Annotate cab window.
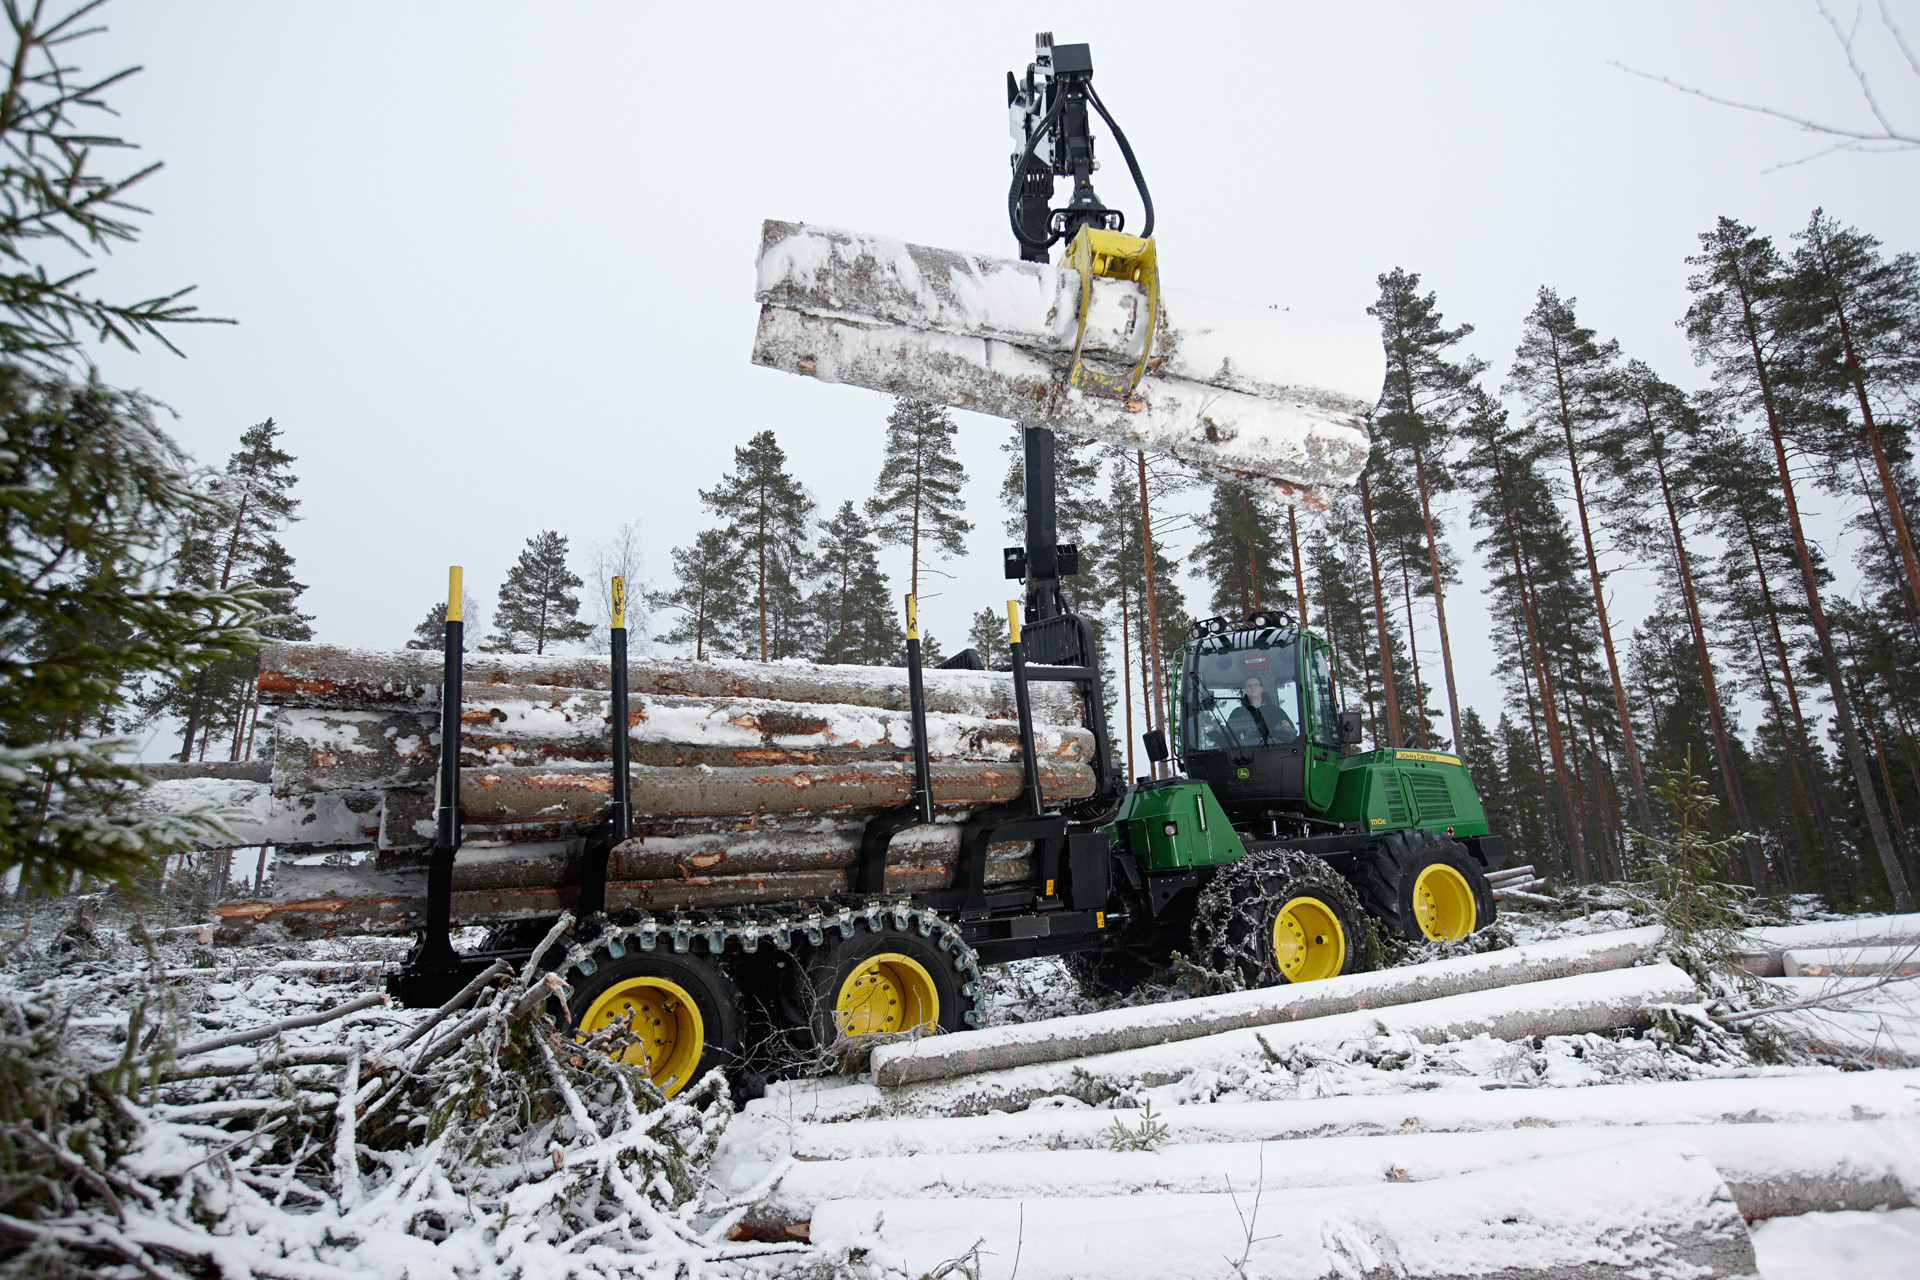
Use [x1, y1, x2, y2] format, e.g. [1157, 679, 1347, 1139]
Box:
[1183, 630, 1302, 752]
[1309, 642, 1340, 747]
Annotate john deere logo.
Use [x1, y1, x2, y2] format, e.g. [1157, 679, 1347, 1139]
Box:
[1236, 767, 1250, 779]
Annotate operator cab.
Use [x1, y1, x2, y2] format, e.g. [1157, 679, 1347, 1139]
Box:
[1176, 612, 1348, 822]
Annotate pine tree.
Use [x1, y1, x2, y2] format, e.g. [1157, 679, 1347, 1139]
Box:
[811, 501, 896, 665]
[700, 430, 813, 661]
[1369, 268, 1481, 749]
[485, 531, 590, 655]
[1685, 215, 1913, 911]
[1194, 478, 1289, 618]
[1607, 361, 1762, 880]
[648, 529, 746, 661]
[867, 399, 972, 601]
[138, 419, 305, 761]
[1506, 288, 1657, 837]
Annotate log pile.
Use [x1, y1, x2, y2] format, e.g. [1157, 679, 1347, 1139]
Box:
[179, 642, 1097, 935]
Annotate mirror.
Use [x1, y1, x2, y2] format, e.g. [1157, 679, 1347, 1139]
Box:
[1337, 710, 1363, 746]
[1142, 729, 1169, 763]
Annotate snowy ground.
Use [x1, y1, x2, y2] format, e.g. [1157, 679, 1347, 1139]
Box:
[2, 891, 1916, 1279]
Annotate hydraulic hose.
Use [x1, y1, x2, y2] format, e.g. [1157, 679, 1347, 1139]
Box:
[1085, 81, 1154, 238]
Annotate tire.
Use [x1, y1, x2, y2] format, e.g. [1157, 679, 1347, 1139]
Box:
[1355, 829, 1498, 942]
[562, 943, 739, 1099]
[798, 917, 978, 1048]
[1062, 948, 1168, 998]
[1190, 851, 1368, 987]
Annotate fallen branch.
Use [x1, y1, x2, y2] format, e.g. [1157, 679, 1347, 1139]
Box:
[1711, 969, 1920, 1024]
[380, 958, 510, 1057]
[523, 911, 576, 985]
[168, 992, 388, 1060]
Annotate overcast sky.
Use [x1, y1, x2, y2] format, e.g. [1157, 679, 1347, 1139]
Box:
[74, 1, 1919, 753]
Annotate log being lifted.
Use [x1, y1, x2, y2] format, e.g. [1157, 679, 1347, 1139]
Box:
[753, 221, 1386, 501]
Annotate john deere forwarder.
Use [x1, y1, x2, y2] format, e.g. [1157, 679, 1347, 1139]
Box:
[384, 33, 1507, 1098]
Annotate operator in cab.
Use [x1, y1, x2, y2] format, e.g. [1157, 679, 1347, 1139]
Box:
[1228, 674, 1298, 747]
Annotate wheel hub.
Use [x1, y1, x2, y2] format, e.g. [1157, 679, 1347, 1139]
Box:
[834, 952, 939, 1036]
[1412, 863, 1476, 940]
[1271, 895, 1345, 983]
[579, 976, 705, 1097]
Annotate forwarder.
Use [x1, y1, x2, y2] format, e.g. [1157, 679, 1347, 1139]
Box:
[377, 33, 1506, 1098]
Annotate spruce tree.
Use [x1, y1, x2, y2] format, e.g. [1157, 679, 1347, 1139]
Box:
[1685, 216, 1913, 911]
[485, 531, 589, 655]
[1, 4, 265, 890]
[867, 398, 972, 601]
[1506, 287, 1656, 837]
[700, 430, 813, 661]
[1369, 268, 1481, 749]
[1194, 478, 1288, 618]
[408, 589, 482, 651]
[811, 501, 896, 665]
[648, 529, 746, 661]
[967, 607, 1009, 669]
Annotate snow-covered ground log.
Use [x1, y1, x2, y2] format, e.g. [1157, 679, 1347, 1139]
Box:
[766, 963, 1699, 1120]
[740, 1117, 1919, 1229]
[871, 926, 1663, 1086]
[1782, 945, 1920, 977]
[748, 1068, 1920, 1159]
[1734, 915, 1920, 976]
[752, 221, 1383, 498]
[805, 1137, 1758, 1280]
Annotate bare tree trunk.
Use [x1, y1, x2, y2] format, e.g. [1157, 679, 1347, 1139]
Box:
[1503, 517, 1589, 881]
[1398, 560, 1427, 748]
[1411, 441, 1463, 750]
[1548, 348, 1655, 834]
[1288, 505, 1308, 626]
[1747, 623, 1809, 891]
[1732, 271, 1912, 910]
[1137, 452, 1167, 775]
[1357, 470, 1404, 749]
[1120, 575, 1136, 781]
[1652, 443, 1764, 883]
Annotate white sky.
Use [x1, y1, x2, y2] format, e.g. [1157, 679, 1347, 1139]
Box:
[74, 1, 1919, 752]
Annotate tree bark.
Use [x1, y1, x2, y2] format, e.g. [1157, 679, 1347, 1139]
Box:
[1136, 451, 1168, 774]
[1357, 469, 1404, 748]
[1651, 439, 1764, 884]
[1411, 441, 1464, 750]
[1500, 506, 1589, 880]
[1732, 269, 1913, 910]
[1547, 340, 1655, 834]
[1398, 559, 1427, 748]
[1288, 505, 1308, 626]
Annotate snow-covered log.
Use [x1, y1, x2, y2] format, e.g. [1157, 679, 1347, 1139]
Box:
[752, 221, 1383, 499]
[740, 1118, 1919, 1229]
[805, 1138, 1757, 1280]
[257, 642, 1082, 721]
[1782, 945, 1920, 977]
[755, 1068, 1920, 1160]
[871, 926, 1663, 1086]
[775, 963, 1699, 1120]
[1735, 915, 1920, 976]
[130, 777, 381, 850]
[271, 698, 1091, 793]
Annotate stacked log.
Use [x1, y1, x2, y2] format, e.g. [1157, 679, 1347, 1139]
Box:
[202, 643, 1097, 933]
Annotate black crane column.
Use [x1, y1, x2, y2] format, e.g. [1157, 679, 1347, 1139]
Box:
[1021, 424, 1064, 623]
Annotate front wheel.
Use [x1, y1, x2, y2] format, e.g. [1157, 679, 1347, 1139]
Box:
[1190, 851, 1368, 987]
[1358, 831, 1497, 942]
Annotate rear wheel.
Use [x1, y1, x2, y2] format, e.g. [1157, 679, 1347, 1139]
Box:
[564, 946, 738, 1098]
[1190, 851, 1367, 987]
[1357, 831, 1497, 942]
[800, 918, 978, 1048]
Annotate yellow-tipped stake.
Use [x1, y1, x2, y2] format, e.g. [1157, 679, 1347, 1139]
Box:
[1005, 599, 1022, 645]
[446, 566, 463, 621]
[611, 575, 626, 631]
[904, 594, 932, 822]
[1006, 600, 1043, 816]
[422, 565, 467, 968]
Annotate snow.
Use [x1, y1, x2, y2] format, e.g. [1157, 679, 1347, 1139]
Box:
[1781, 945, 1920, 977]
[1751, 1207, 1920, 1280]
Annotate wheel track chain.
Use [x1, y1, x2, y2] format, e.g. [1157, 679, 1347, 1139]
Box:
[548, 898, 986, 1028]
[1189, 848, 1363, 988]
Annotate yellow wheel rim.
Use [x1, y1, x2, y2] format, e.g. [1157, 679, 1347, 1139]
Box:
[1272, 896, 1346, 983]
[833, 952, 939, 1037]
[1412, 863, 1477, 940]
[579, 976, 705, 1097]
